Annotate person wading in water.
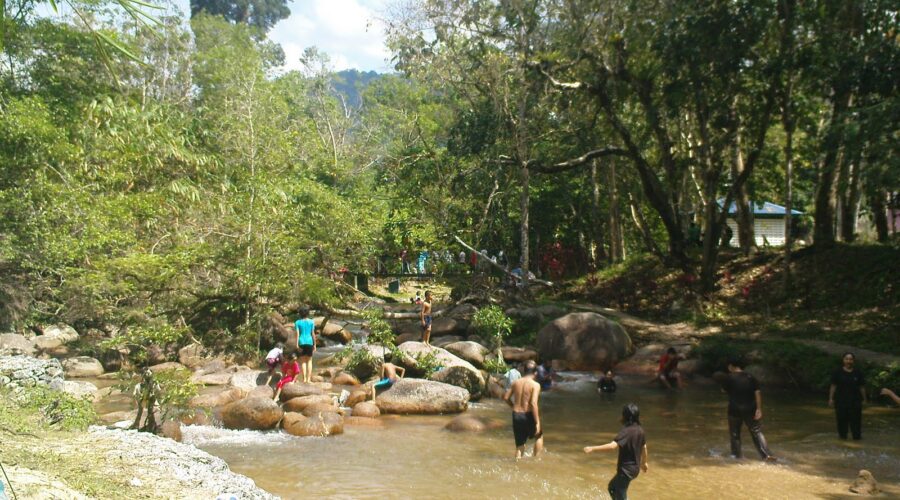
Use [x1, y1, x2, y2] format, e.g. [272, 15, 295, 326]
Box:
[503, 360, 544, 459]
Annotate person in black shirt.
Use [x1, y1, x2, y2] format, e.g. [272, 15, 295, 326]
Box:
[713, 356, 776, 461]
[828, 352, 867, 440]
[598, 370, 617, 394]
[584, 403, 648, 500]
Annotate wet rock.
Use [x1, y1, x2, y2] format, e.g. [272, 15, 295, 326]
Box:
[301, 402, 341, 417]
[279, 382, 324, 401]
[283, 394, 333, 413]
[221, 396, 284, 430]
[0, 333, 36, 356]
[396, 332, 420, 344]
[60, 356, 103, 378]
[536, 312, 633, 371]
[321, 322, 352, 344]
[375, 378, 469, 415]
[344, 388, 370, 407]
[146, 344, 167, 365]
[247, 385, 274, 399]
[444, 414, 502, 432]
[485, 374, 506, 399]
[281, 412, 307, 435]
[332, 371, 360, 386]
[352, 401, 380, 418]
[849, 470, 879, 495]
[444, 341, 490, 368]
[161, 420, 183, 442]
[284, 411, 343, 437]
[501, 346, 538, 363]
[178, 344, 207, 369]
[100, 410, 137, 425]
[190, 387, 245, 409]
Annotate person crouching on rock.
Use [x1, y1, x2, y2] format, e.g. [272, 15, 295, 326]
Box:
[656, 347, 684, 389]
[584, 403, 648, 500]
[273, 352, 300, 401]
[264, 343, 284, 386]
[371, 362, 406, 400]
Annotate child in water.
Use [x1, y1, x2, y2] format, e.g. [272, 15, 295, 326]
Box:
[273, 352, 300, 401]
[584, 403, 648, 500]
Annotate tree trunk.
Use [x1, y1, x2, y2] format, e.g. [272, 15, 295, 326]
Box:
[840, 152, 863, 242]
[871, 190, 889, 242]
[519, 161, 530, 282]
[783, 117, 795, 290]
[813, 87, 852, 248]
[589, 161, 608, 266]
[606, 159, 624, 262]
[732, 133, 755, 254]
[628, 194, 665, 260]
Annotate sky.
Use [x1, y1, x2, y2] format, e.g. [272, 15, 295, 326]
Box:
[172, 0, 393, 73]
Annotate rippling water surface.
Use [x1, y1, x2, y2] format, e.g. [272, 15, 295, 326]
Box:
[175, 373, 900, 499]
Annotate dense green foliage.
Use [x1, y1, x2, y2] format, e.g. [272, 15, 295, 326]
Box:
[472, 305, 514, 357]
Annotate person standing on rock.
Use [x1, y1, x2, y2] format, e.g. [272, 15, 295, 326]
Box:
[829, 352, 867, 440]
[273, 352, 300, 401]
[294, 307, 317, 383]
[420, 290, 433, 346]
[713, 356, 777, 461]
[584, 403, 648, 500]
[503, 360, 543, 459]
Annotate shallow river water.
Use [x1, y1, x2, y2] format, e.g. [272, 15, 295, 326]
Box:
[177, 373, 899, 500]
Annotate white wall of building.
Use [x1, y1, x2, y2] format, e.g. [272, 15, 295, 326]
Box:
[725, 218, 786, 247]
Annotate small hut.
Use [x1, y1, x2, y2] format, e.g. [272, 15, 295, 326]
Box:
[723, 201, 803, 247]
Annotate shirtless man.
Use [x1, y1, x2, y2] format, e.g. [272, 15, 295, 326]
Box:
[420, 290, 433, 346]
[502, 360, 544, 459]
[371, 362, 406, 399]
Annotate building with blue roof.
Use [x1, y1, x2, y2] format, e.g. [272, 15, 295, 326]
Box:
[720, 200, 804, 247]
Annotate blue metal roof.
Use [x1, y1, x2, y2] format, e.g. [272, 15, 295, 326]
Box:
[719, 200, 803, 216]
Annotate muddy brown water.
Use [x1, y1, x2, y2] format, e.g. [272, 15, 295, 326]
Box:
[158, 373, 900, 499]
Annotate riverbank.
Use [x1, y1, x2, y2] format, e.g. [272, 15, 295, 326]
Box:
[0, 381, 275, 499]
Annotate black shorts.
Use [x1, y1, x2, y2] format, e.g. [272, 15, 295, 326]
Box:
[298, 344, 314, 357]
[512, 411, 540, 447]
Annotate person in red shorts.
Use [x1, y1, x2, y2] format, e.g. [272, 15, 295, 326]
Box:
[273, 352, 300, 401]
[656, 347, 684, 389]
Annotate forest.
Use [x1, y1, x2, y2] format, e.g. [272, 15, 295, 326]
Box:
[1, 0, 897, 352]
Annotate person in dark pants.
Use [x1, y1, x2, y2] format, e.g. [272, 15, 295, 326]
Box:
[829, 352, 867, 439]
[714, 356, 777, 461]
[583, 403, 649, 500]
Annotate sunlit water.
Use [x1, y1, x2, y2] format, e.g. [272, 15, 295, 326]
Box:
[171, 373, 900, 499]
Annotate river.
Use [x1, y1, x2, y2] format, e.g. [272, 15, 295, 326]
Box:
[174, 373, 900, 499]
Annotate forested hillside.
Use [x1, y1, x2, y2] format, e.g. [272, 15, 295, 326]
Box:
[1, 0, 897, 354]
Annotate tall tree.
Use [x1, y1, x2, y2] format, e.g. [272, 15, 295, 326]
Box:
[190, 0, 289, 33]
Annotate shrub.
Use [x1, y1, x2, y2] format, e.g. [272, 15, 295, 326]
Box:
[483, 357, 509, 375]
[472, 305, 514, 360]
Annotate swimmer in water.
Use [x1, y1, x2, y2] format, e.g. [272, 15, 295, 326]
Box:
[503, 360, 543, 459]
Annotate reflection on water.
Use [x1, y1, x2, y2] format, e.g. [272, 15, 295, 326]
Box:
[182, 373, 900, 499]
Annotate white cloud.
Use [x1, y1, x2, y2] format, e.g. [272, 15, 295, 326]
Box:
[270, 0, 392, 72]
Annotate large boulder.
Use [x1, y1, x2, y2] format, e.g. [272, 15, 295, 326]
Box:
[535, 312, 633, 370]
[501, 346, 538, 363]
[430, 317, 469, 337]
[279, 382, 324, 401]
[283, 394, 334, 413]
[344, 388, 370, 407]
[284, 411, 343, 437]
[0, 334, 36, 356]
[352, 401, 380, 418]
[228, 370, 267, 392]
[247, 385, 275, 399]
[444, 341, 490, 368]
[332, 371, 360, 386]
[148, 362, 186, 373]
[192, 372, 232, 386]
[745, 364, 789, 386]
[160, 420, 182, 442]
[178, 344, 207, 369]
[49, 380, 98, 400]
[221, 397, 284, 430]
[320, 322, 352, 345]
[189, 387, 245, 409]
[301, 402, 341, 417]
[32, 325, 79, 352]
[62, 357, 104, 378]
[375, 378, 469, 415]
[396, 342, 485, 398]
[432, 336, 464, 348]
